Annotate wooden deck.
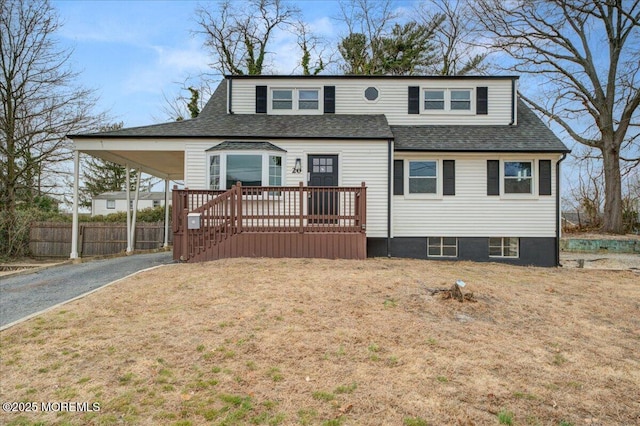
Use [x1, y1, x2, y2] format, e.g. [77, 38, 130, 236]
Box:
[172, 183, 367, 262]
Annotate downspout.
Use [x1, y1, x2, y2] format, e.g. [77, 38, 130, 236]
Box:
[387, 138, 393, 257]
[509, 79, 516, 125]
[556, 153, 568, 266]
[227, 77, 233, 114]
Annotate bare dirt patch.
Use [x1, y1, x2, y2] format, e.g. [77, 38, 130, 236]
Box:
[1, 258, 639, 425]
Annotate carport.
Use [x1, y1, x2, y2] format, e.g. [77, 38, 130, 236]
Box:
[68, 135, 185, 259]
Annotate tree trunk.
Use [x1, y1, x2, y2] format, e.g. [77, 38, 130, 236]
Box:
[601, 145, 623, 233]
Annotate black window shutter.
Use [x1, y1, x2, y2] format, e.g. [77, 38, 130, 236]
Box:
[487, 160, 500, 195]
[476, 86, 488, 115]
[539, 160, 552, 195]
[408, 86, 420, 114]
[393, 160, 404, 195]
[324, 86, 335, 114]
[443, 160, 455, 196]
[255, 85, 267, 113]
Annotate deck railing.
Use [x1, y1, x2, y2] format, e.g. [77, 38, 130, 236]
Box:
[172, 182, 367, 261]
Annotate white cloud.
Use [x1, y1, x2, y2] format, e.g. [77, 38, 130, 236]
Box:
[123, 39, 210, 94]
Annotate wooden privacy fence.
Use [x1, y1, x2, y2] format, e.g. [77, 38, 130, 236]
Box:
[173, 182, 367, 262]
[29, 222, 172, 258]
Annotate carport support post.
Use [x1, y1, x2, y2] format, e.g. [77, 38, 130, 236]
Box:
[70, 150, 80, 259]
[126, 166, 132, 253]
[130, 169, 141, 254]
[163, 178, 170, 249]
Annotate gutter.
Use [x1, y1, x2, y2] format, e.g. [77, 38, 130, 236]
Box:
[387, 139, 393, 257]
[556, 152, 568, 266]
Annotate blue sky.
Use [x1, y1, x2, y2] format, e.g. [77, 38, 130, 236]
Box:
[53, 0, 415, 127]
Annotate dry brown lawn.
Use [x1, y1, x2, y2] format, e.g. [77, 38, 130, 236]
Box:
[1, 258, 639, 426]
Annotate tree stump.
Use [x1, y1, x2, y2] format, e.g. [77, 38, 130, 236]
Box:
[450, 282, 464, 302]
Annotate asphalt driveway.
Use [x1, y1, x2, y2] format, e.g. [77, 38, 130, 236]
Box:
[0, 251, 174, 329]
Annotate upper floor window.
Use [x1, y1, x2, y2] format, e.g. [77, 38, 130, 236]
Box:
[271, 88, 319, 112]
[298, 90, 319, 109]
[272, 90, 293, 110]
[424, 88, 472, 112]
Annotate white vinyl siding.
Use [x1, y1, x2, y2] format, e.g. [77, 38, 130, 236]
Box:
[393, 153, 560, 238]
[184, 139, 388, 238]
[229, 77, 516, 125]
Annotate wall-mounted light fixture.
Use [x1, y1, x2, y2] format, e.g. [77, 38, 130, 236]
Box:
[292, 158, 302, 174]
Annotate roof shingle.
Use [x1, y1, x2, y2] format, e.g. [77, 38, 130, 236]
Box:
[72, 79, 568, 153]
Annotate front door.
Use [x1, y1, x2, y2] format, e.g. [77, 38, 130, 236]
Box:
[308, 155, 339, 222]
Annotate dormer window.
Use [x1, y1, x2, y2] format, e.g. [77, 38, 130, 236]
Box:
[299, 90, 319, 109]
[272, 90, 293, 110]
[269, 88, 320, 113]
[423, 88, 473, 112]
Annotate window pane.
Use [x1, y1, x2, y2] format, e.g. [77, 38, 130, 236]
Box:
[409, 177, 436, 194]
[425, 90, 444, 100]
[489, 245, 503, 256]
[428, 237, 442, 247]
[489, 238, 501, 248]
[428, 246, 441, 256]
[504, 162, 532, 177]
[299, 89, 319, 109]
[226, 155, 262, 189]
[273, 90, 292, 100]
[505, 238, 519, 257]
[209, 155, 220, 190]
[409, 161, 436, 177]
[450, 90, 471, 110]
[272, 90, 292, 109]
[451, 90, 470, 100]
[425, 90, 445, 110]
[269, 156, 282, 186]
[273, 100, 292, 109]
[504, 178, 532, 194]
[443, 237, 456, 246]
[442, 246, 457, 257]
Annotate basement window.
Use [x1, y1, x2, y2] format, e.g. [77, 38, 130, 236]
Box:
[489, 237, 519, 258]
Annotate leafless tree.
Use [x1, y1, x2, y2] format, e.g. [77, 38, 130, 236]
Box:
[195, 0, 300, 75]
[294, 20, 334, 75]
[155, 78, 214, 123]
[417, 0, 490, 75]
[475, 0, 640, 233]
[1, 0, 102, 256]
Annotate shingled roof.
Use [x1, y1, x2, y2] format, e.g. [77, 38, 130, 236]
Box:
[72, 79, 568, 153]
[392, 100, 569, 153]
[73, 82, 393, 140]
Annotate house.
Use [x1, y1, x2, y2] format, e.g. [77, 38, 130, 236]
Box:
[69, 75, 569, 266]
[91, 191, 171, 216]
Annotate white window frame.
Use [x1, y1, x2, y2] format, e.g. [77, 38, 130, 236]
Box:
[503, 160, 534, 195]
[269, 88, 321, 114]
[106, 199, 115, 209]
[404, 159, 442, 198]
[153, 200, 161, 208]
[422, 88, 474, 114]
[207, 151, 285, 191]
[427, 237, 458, 258]
[489, 237, 519, 258]
[499, 159, 538, 198]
